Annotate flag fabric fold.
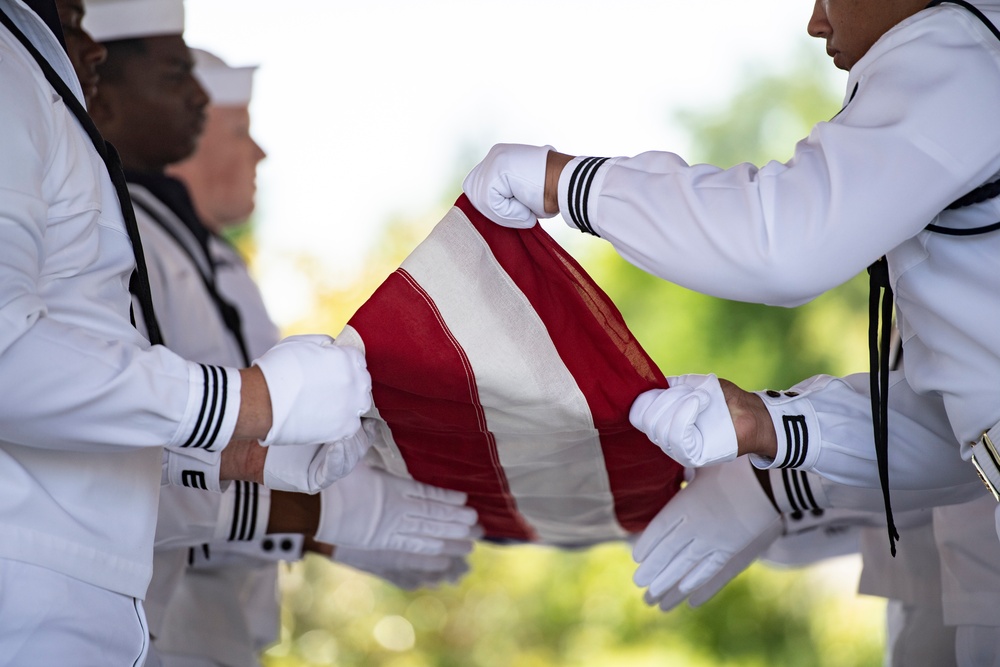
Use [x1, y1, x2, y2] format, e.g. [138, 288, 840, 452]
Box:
[336, 195, 683, 545]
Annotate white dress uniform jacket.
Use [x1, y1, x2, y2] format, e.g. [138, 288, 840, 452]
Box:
[557, 1, 1000, 492]
[0, 0, 240, 600]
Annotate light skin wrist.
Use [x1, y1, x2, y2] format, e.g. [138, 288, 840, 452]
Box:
[235, 366, 273, 442]
[219, 438, 268, 483]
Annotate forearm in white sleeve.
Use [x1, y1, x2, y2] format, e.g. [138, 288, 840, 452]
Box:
[556, 20, 1000, 307]
[0, 316, 240, 454]
[752, 372, 982, 507]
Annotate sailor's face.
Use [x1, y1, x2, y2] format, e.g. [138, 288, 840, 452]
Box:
[55, 0, 106, 105]
[121, 36, 210, 166]
[172, 104, 267, 228]
[807, 0, 927, 70]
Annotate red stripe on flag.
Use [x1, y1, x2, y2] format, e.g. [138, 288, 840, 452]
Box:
[348, 268, 535, 541]
[456, 195, 684, 532]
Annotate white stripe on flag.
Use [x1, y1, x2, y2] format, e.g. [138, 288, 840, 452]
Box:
[398, 207, 627, 544]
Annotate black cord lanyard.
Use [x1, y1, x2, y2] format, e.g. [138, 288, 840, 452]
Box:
[0, 6, 164, 346]
[131, 197, 252, 366]
[868, 0, 1000, 557]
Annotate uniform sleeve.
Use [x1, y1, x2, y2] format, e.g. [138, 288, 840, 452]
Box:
[558, 10, 1000, 306]
[0, 317, 240, 453]
[0, 39, 57, 356]
[752, 371, 984, 509]
[155, 479, 272, 550]
[0, 41, 239, 454]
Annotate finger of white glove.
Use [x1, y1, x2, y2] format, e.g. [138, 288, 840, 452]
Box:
[406, 496, 479, 526]
[397, 514, 481, 545]
[310, 430, 372, 488]
[387, 534, 458, 556]
[388, 557, 470, 590]
[634, 519, 692, 587]
[332, 548, 470, 590]
[677, 553, 728, 595]
[404, 480, 470, 507]
[432, 537, 477, 557]
[632, 511, 684, 564]
[687, 516, 783, 607]
[642, 540, 705, 599]
[441, 558, 471, 583]
[646, 585, 687, 612]
[334, 547, 451, 573]
[316, 464, 480, 552]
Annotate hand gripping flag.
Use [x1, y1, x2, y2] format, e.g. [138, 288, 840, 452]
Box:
[336, 196, 684, 546]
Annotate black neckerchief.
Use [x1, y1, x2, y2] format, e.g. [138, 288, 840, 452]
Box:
[125, 169, 213, 249]
[125, 170, 252, 366]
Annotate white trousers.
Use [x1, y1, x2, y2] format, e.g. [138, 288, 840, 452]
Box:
[956, 626, 1000, 667]
[884, 598, 956, 667]
[0, 558, 149, 666]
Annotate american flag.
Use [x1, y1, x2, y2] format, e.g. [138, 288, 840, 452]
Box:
[337, 196, 683, 546]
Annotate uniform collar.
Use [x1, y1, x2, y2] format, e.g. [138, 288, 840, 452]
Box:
[124, 169, 212, 248]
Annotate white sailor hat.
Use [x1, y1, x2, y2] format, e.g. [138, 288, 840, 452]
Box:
[83, 0, 185, 42]
[190, 49, 258, 106]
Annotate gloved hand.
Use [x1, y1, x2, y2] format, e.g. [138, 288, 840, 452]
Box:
[253, 334, 372, 447]
[629, 374, 739, 467]
[263, 419, 378, 493]
[632, 457, 782, 610]
[333, 545, 472, 590]
[462, 143, 555, 228]
[315, 462, 480, 555]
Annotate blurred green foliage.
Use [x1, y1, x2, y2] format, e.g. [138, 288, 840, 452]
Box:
[266, 44, 885, 667]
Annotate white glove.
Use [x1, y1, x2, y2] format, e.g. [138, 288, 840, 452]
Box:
[263, 420, 377, 493]
[462, 143, 555, 228]
[629, 374, 739, 467]
[253, 334, 372, 447]
[333, 546, 471, 590]
[632, 457, 782, 610]
[315, 462, 480, 555]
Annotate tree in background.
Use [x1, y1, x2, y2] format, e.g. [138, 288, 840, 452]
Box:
[264, 45, 884, 667]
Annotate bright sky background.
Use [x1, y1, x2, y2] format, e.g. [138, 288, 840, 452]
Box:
[183, 0, 835, 325]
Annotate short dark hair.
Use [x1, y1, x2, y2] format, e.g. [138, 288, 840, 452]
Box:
[95, 38, 148, 84]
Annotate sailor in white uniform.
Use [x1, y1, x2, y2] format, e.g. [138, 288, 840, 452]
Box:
[463, 0, 1000, 662]
[79, 8, 479, 663]
[0, 0, 378, 663]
